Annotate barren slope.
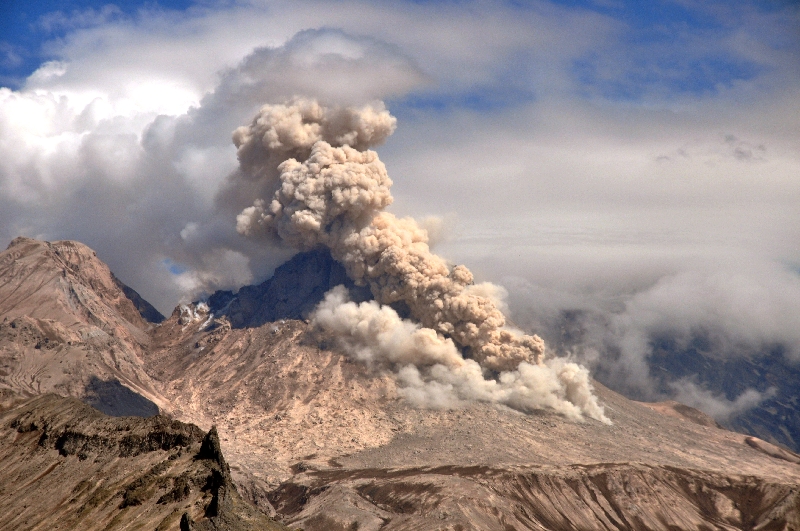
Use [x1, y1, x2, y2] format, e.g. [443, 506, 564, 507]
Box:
[0, 391, 286, 531]
[143, 252, 800, 530]
[4, 239, 799, 530]
[0, 238, 167, 414]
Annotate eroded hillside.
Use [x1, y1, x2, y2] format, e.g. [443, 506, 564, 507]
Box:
[2, 237, 800, 531]
[0, 391, 286, 531]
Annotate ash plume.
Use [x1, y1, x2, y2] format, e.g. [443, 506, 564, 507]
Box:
[314, 286, 608, 421]
[234, 98, 607, 422]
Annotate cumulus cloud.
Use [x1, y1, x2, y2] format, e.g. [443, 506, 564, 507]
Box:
[0, 24, 427, 314]
[211, 28, 428, 109]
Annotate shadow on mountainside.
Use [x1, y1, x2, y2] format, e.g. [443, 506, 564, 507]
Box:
[83, 377, 160, 418]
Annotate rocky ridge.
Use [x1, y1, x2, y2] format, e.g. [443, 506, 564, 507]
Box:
[0, 391, 285, 531]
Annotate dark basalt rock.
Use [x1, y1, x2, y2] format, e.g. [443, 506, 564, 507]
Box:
[1, 393, 285, 530]
[180, 426, 273, 531]
[9, 395, 205, 459]
[197, 425, 228, 469]
[208, 248, 371, 329]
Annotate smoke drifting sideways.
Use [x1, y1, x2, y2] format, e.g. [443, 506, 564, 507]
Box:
[233, 98, 609, 423]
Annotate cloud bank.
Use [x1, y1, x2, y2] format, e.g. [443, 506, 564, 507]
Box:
[0, 0, 798, 423]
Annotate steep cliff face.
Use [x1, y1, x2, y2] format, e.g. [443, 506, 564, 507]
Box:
[0, 392, 286, 531]
[0, 238, 167, 415]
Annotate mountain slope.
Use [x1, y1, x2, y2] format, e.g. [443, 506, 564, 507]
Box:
[0, 237, 167, 415]
[0, 391, 286, 531]
[142, 250, 800, 531]
[148, 307, 800, 530]
[3, 238, 800, 531]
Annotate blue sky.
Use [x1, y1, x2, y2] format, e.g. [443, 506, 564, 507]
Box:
[2, 0, 791, 100]
[0, 0, 799, 415]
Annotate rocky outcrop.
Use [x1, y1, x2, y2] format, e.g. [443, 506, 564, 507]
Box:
[0, 393, 286, 531]
[207, 248, 370, 328]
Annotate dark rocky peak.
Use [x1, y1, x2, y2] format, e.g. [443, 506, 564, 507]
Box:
[197, 425, 229, 471]
[8, 394, 205, 459]
[206, 248, 371, 329]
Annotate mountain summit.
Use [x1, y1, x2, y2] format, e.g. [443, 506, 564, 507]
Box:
[1, 238, 799, 530]
[0, 238, 166, 415]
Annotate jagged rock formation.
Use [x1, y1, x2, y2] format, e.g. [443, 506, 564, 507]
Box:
[0, 392, 286, 531]
[207, 248, 371, 328]
[3, 237, 800, 531]
[0, 237, 167, 414]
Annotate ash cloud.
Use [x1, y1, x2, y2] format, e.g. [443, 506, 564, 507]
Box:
[0, 28, 426, 315]
[233, 98, 543, 372]
[232, 98, 607, 421]
[313, 286, 608, 421]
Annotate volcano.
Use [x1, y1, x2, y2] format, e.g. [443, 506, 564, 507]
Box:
[1, 237, 799, 531]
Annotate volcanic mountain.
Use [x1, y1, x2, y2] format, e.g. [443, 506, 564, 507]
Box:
[1, 237, 800, 531]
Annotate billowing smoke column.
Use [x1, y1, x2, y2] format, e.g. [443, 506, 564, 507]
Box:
[234, 98, 608, 422]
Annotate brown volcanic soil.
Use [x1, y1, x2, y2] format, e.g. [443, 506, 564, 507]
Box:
[147, 303, 800, 530]
[0, 238, 167, 413]
[3, 238, 800, 530]
[0, 391, 286, 531]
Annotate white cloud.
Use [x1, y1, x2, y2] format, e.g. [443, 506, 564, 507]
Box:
[670, 379, 776, 422]
[0, 0, 797, 371]
[0, 15, 432, 313]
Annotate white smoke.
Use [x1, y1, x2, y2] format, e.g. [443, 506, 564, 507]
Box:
[233, 98, 607, 421]
[669, 379, 777, 422]
[312, 286, 609, 422]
